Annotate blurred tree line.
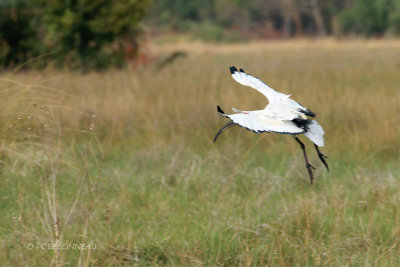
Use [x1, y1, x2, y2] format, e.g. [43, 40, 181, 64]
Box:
[0, 0, 151, 69]
[2, 0, 400, 69]
[147, 0, 400, 41]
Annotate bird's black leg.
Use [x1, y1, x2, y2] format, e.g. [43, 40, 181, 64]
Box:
[294, 137, 315, 184]
[314, 144, 329, 172]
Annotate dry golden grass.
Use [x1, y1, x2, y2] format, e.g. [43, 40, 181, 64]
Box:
[3, 39, 399, 155]
[0, 39, 400, 265]
[152, 37, 400, 54]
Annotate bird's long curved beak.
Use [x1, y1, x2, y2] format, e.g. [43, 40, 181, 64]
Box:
[213, 121, 236, 143]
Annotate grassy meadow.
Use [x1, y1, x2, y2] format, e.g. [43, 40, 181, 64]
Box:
[1, 39, 400, 266]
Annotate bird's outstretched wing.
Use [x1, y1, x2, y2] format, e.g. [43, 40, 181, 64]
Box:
[217, 106, 304, 134]
[229, 66, 316, 117]
[230, 66, 282, 103]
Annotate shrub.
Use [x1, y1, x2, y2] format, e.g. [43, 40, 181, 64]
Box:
[0, 0, 41, 67]
[0, 0, 152, 70]
[337, 0, 390, 36]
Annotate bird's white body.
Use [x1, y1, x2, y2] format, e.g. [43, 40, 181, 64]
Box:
[215, 66, 328, 184]
[220, 67, 325, 147]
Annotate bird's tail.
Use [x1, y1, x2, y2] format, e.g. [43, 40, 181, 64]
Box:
[304, 120, 325, 147]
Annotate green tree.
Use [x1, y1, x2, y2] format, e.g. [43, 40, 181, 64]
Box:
[0, 0, 151, 69]
[147, 0, 215, 30]
[388, 0, 400, 34]
[0, 0, 41, 67]
[338, 0, 391, 36]
[38, 0, 151, 69]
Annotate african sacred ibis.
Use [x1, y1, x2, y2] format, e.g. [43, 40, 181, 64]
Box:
[214, 66, 329, 184]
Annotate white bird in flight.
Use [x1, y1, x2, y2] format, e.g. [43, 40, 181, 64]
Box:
[214, 66, 329, 184]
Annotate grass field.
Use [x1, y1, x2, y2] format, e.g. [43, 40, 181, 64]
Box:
[1, 39, 400, 266]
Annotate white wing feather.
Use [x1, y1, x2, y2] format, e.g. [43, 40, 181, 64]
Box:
[223, 112, 304, 134]
[229, 66, 313, 116]
[230, 66, 281, 102]
[224, 66, 325, 146]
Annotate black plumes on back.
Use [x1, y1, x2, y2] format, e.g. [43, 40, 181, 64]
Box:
[292, 118, 311, 130]
[299, 109, 316, 118]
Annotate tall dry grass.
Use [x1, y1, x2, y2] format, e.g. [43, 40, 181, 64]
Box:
[0, 39, 399, 265]
[3, 39, 399, 157]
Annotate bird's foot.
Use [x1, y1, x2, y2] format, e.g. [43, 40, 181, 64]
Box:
[314, 145, 329, 172]
[319, 153, 328, 159]
[307, 163, 316, 170]
[317, 152, 329, 172]
[306, 163, 315, 184]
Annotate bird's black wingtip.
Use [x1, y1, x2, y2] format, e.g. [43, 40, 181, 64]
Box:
[239, 68, 245, 73]
[217, 105, 225, 115]
[229, 66, 237, 74]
